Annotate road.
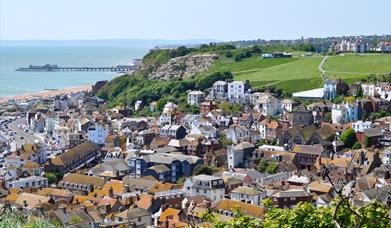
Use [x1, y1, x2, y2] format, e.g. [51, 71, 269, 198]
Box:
[8, 117, 41, 146]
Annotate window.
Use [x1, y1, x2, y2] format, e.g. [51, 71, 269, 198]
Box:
[138, 217, 142, 222]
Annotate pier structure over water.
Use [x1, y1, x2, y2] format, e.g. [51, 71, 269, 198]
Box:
[16, 64, 138, 72]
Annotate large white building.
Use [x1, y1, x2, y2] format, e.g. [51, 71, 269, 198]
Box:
[87, 122, 109, 145]
[184, 175, 225, 202]
[227, 81, 251, 104]
[323, 80, 337, 100]
[254, 95, 281, 116]
[230, 185, 263, 205]
[352, 121, 372, 133]
[187, 91, 205, 106]
[5, 176, 48, 190]
[331, 102, 359, 124]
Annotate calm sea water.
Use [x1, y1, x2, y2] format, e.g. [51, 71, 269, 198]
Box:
[0, 45, 151, 97]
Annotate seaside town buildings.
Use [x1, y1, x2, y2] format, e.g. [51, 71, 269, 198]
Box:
[1, 76, 391, 227]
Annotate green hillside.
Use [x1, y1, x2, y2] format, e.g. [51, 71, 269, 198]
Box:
[97, 44, 391, 107]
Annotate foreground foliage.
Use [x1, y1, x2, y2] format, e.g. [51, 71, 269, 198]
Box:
[201, 200, 390, 228]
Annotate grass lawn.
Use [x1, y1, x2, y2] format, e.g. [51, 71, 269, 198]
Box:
[324, 54, 391, 74]
[201, 53, 390, 94]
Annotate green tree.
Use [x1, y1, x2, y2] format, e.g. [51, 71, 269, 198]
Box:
[340, 128, 357, 148]
[193, 164, 218, 176]
[352, 141, 362, 149]
[257, 159, 268, 173]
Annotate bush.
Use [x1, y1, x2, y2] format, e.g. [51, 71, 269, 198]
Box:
[193, 164, 218, 175]
[352, 142, 362, 149]
[340, 128, 357, 148]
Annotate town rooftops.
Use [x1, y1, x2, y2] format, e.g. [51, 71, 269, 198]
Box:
[59, 173, 105, 188]
[292, 144, 324, 155]
[231, 186, 259, 196]
[49, 141, 97, 167]
[272, 189, 311, 198]
[215, 199, 264, 218]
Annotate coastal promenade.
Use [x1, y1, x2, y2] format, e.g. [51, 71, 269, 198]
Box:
[0, 85, 91, 104]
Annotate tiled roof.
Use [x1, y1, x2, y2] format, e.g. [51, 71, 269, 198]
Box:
[215, 199, 264, 218]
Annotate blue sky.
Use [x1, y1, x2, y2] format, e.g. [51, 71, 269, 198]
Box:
[1, 0, 390, 41]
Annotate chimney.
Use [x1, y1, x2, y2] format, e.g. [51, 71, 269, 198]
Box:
[80, 206, 87, 213]
[58, 205, 66, 214]
[23, 200, 28, 208]
[109, 187, 114, 197]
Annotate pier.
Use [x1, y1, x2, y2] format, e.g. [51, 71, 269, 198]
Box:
[16, 64, 138, 72]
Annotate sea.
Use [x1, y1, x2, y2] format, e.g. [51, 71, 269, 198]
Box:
[0, 43, 152, 97]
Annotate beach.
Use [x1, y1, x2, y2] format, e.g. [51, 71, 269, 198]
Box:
[0, 84, 92, 104]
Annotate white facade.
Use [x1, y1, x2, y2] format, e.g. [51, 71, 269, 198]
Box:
[227, 81, 251, 104]
[6, 176, 48, 190]
[352, 121, 372, 132]
[87, 123, 108, 145]
[187, 91, 205, 106]
[255, 95, 281, 116]
[230, 186, 262, 205]
[382, 149, 391, 165]
[323, 80, 337, 100]
[361, 83, 376, 96]
[184, 175, 225, 202]
[332, 102, 358, 124]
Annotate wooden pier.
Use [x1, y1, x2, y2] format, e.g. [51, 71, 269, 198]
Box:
[16, 64, 137, 72]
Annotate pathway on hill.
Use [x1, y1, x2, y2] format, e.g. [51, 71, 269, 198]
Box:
[319, 55, 329, 81]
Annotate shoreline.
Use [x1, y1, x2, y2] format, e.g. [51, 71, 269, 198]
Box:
[0, 84, 92, 104]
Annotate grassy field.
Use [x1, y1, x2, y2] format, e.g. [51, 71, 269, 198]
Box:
[204, 55, 323, 93]
[203, 53, 391, 93]
[324, 54, 391, 74]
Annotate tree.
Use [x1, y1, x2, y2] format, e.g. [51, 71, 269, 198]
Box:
[193, 165, 217, 176]
[219, 133, 232, 149]
[352, 141, 362, 149]
[257, 159, 268, 173]
[340, 128, 357, 148]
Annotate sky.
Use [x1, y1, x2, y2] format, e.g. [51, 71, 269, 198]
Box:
[1, 0, 390, 41]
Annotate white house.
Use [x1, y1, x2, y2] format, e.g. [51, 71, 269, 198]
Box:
[187, 91, 205, 106]
[281, 99, 297, 113]
[230, 185, 263, 205]
[254, 95, 281, 116]
[183, 175, 225, 202]
[382, 148, 391, 165]
[331, 102, 358, 124]
[323, 80, 337, 100]
[227, 81, 251, 104]
[352, 121, 372, 132]
[87, 122, 109, 145]
[209, 81, 228, 100]
[134, 100, 144, 111]
[361, 83, 376, 96]
[5, 176, 48, 190]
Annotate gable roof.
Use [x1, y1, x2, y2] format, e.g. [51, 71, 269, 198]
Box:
[215, 199, 264, 218]
[50, 141, 97, 167]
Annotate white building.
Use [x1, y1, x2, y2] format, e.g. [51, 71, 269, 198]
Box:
[87, 122, 109, 145]
[323, 80, 337, 100]
[254, 95, 281, 116]
[230, 185, 263, 205]
[209, 81, 228, 100]
[281, 99, 297, 113]
[53, 95, 69, 111]
[184, 175, 225, 202]
[361, 83, 376, 96]
[5, 176, 48, 190]
[187, 91, 205, 106]
[227, 81, 251, 104]
[134, 100, 144, 111]
[331, 102, 358, 124]
[352, 121, 372, 133]
[382, 148, 391, 165]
